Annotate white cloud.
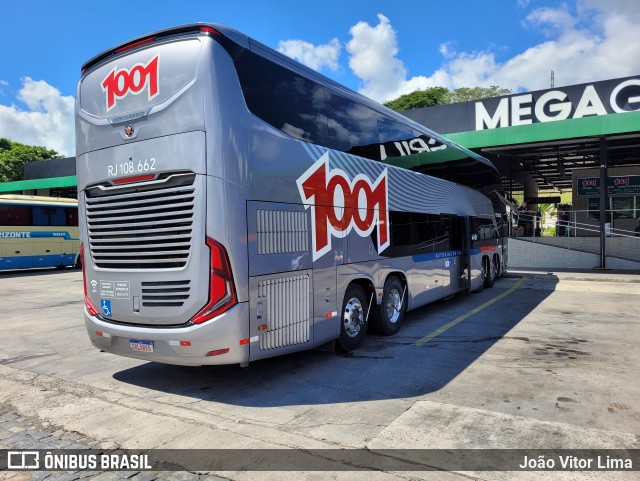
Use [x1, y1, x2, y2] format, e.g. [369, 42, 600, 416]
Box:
[277, 38, 342, 72]
[0, 77, 74, 157]
[346, 2, 640, 103]
[346, 14, 414, 102]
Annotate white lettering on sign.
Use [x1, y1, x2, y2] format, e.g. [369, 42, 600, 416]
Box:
[297, 153, 390, 261]
[534, 90, 571, 122]
[475, 78, 640, 130]
[476, 98, 509, 130]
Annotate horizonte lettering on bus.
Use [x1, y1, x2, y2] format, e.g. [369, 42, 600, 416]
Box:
[0, 232, 31, 238]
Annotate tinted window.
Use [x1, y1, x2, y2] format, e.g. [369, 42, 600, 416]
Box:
[235, 50, 328, 145]
[66, 208, 78, 226]
[0, 206, 9, 226]
[326, 90, 379, 156]
[8, 206, 30, 226]
[387, 211, 413, 257]
[33, 206, 67, 226]
[412, 213, 440, 254]
[378, 115, 414, 144]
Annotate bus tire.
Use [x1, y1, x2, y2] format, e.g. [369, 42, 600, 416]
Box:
[485, 257, 496, 288]
[337, 284, 369, 352]
[371, 277, 405, 336]
[474, 260, 487, 293]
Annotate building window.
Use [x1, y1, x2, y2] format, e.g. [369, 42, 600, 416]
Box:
[612, 196, 634, 219]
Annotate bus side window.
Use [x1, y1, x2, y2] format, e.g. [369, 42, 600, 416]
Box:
[50, 207, 66, 226]
[326, 90, 379, 155]
[0, 206, 10, 225]
[412, 213, 438, 255]
[32, 207, 48, 226]
[235, 50, 328, 146]
[10, 206, 30, 226]
[66, 208, 78, 226]
[438, 217, 451, 251]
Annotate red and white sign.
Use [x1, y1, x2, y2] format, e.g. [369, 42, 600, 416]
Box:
[101, 56, 159, 111]
[297, 153, 390, 261]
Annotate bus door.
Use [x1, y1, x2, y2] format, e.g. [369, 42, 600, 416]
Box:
[442, 215, 468, 296]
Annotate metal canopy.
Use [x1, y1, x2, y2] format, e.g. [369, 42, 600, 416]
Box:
[481, 133, 640, 193]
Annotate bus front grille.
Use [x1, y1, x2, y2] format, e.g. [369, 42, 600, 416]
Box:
[85, 174, 196, 269]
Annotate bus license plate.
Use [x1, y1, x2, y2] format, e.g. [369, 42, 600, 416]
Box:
[129, 339, 154, 352]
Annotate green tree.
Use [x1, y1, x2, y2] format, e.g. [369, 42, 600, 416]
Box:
[383, 87, 451, 111]
[0, 138, 61, 182]
[384, 85, 511, 112]
[449, 85, 511, 103]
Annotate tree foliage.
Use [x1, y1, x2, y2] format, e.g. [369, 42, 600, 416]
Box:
[449, 86, 511, 103]
[383, 87, 451, 111]
[383, 85, 511, 112]
[0, 138, 61, 183]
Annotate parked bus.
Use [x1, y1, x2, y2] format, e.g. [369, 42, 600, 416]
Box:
[76, 23, 505, 366]
[0, 195, 80, 270]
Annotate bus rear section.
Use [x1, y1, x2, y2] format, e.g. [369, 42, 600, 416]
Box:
[76, 26, 251, 365]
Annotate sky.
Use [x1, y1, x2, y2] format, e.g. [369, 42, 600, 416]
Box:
[0, 0, 639, 157]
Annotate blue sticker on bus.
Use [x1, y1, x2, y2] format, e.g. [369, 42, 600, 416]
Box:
[101, 299, 112, 317]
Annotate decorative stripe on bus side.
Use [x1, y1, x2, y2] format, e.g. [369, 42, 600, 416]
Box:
[0, 254, 77, 270]
[0, 231, 78, 240]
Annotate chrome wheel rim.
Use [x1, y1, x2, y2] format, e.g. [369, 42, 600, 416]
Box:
[385, 288, 402, 324]
[343, 297, 364, 338]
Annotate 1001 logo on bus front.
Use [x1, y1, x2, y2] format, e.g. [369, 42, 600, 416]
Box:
[101, 56, 159, 111]
[297, 153, 390, 261]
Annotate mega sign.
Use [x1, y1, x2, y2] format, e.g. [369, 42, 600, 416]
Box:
[297, 153, 390, 261]
[475, 78, 640, 130]
[101, 56, 159, 111]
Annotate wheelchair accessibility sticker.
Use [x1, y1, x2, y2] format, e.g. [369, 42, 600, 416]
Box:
[101, 299, 112, 317]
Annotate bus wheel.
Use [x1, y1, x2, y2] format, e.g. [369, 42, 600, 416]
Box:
[484, 257, 496, 288]
[372, 277, 405, 336]
[337, 284, 369, 352]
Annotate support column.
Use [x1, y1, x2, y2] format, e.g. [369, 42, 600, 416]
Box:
[598, 137, 608, 269]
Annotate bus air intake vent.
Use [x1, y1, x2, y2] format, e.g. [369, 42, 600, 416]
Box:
[85, 174, 195, 269]
[141, 280, 191, 307]
[257, 274, 310, 351]
[257, 209, 308, 255]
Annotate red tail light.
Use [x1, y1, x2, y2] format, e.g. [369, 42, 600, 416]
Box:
[115, 36, 155, 54]
[80, 244, 99, 316]
[200, 26, 222, 36]
[191, 237, 237, 324]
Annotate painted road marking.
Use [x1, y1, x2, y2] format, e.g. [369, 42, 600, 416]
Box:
[413, 278, 524, 346]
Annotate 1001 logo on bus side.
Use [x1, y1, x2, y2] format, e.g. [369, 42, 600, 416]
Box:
[297, 153, 390, 261]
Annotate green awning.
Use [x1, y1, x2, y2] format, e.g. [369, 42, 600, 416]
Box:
[0, 176, 77, 193]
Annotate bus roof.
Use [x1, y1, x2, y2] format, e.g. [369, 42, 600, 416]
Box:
[0, 195, 78, 207]
[79, 22, 500, 185]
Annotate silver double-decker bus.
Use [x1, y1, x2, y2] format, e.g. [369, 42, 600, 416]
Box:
[76, 23, 506, 366]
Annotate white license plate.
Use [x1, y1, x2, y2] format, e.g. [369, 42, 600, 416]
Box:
[129, 339, 154, 352]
